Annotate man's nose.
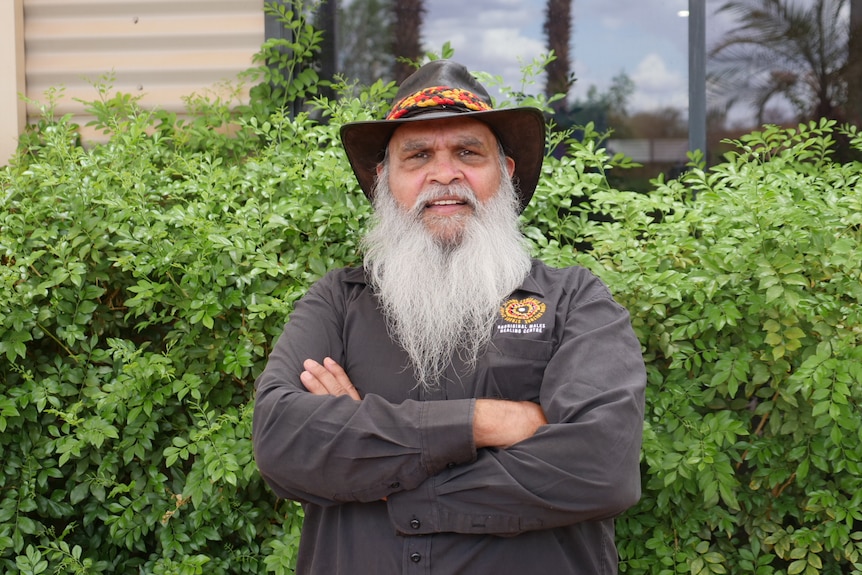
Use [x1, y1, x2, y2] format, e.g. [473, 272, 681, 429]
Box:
[428, 155, 463, 185]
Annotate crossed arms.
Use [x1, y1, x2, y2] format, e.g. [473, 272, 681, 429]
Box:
[300, 357, 548, 449]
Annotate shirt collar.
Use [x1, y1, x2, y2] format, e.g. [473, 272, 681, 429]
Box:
[343, 260, 545, 297]
[518, 265, 545, 297]
[342, 266, 368, 285]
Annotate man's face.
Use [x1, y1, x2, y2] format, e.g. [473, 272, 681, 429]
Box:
[378, 117, 516, 244]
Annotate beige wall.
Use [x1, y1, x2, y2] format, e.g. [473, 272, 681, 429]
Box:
[2, 0, 264, 165]
[1, 0, 26, 165]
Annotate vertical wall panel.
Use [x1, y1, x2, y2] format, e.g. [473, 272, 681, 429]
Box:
[1, 0, 27, 164]
[23, 0, 264, 141]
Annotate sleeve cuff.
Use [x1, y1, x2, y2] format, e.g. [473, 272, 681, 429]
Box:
[419, 398, 476, 476]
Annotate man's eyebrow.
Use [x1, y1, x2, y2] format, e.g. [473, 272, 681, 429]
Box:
[455, 135, 487, 149]
[396, 135, 488, 152]
[397, 139, 430, 153]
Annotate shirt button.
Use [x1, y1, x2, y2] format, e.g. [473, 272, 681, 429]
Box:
[389, 482, 400, 489]
[410, 519, 421, 529]
[446, 462, 456, 469]
[410, 552, 421, 563]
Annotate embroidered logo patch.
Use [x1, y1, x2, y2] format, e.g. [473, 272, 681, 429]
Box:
[500, 297, 546, 324]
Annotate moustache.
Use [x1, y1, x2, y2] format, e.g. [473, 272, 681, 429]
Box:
[410, 185, 479, 216]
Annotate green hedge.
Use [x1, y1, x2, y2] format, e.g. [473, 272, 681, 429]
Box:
[2, 40, 862, 575]
[527, 121, 862, 574]
[1, 91, 364, 574]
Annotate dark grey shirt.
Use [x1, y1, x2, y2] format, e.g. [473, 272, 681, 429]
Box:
[253, 259, 646, 574]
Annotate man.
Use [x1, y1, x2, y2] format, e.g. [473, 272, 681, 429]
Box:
[253, 60, 646, 574]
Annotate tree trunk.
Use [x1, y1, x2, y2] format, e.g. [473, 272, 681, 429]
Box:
[393, 0, 425, 82]
[544, 0, 573, 111]
[316, 0, 337, 102]
[846, 0, 862, 126]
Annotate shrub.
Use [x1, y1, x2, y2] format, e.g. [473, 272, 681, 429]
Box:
[528, 120, 862, 575]
[0, 3, 362, 573]
[1, 91, 357, 575]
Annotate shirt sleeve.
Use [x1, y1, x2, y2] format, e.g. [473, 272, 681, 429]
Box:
[252, 271, 477, 506]
[385, 271, 647, 536]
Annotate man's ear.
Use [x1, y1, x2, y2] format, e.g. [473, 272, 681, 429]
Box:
[505, 156, 515, 178]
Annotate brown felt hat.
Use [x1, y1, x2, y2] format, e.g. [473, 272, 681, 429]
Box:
[339, 60, 546, 210]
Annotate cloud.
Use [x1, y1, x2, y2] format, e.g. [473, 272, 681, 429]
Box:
[630, 53, 688, 111]
[476, 28, 546, 65]
[582, 0, 689, 35]
[599, 16, 626, 31]
[424, 2, 548, 97]
[423, 1, 544, 61]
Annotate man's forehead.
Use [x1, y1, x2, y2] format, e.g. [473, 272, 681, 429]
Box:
[389, 117, 498, 147]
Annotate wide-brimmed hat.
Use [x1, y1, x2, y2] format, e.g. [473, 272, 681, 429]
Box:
[340, 60, 546, 210]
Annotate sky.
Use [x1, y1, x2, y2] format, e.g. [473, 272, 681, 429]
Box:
[422, 0, 733, 118]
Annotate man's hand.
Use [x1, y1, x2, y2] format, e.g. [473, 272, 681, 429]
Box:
[300, 357, 361, 400]
[473, 399, 547, 449]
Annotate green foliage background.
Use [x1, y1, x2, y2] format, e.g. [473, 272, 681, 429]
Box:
[2, 6, 862, 574]
[529, 120, 862, 575]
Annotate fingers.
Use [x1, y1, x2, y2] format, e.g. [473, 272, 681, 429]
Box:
[320, 357, 361, 400]
[300, 357, 361, 400]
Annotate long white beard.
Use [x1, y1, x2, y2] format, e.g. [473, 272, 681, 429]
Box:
[362, 164, 532, 390]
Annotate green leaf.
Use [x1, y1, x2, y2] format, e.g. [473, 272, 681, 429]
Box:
[765, 285, 784, 302]
[783, 327, 805, 340]
[70, 481, 90, 505]
[807, 553, 822, 568]
[16, 516, 38, 535]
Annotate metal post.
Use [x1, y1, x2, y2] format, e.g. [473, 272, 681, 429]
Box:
[688, 0, 707, 158]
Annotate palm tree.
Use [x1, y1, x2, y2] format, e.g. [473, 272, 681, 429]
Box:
[544, 0, 574, 111]
[392, 0, 425, 82]
[709, 0, 848, 124]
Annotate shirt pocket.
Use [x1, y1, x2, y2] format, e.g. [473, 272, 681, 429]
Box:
[474, 337, 554, 402]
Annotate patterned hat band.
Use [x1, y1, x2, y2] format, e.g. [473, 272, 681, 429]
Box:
[386, 86, 493, 120]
